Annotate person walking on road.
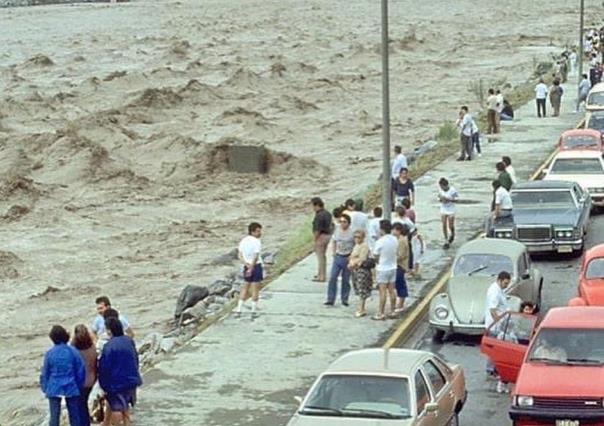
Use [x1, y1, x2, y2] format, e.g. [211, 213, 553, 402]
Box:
[496, 161, 513, 191]
[348, 230, 372, 318]
[456, 106, 474, 161]
[40, 325, 86, 426]
[392, 222, 409, 315]
[485, 271, 511, 393]
[372, 220, 398, 321]
[438, 178, 458, 249]
[391, 145, 408, 179]
[325, 214, 354, 306]
[549, 79, 564, 117]
[311, 197, 332, 283]
[236, 222, 263, 317]
[98, 317, 142, 426]
[501, 156, 517, 186]
[578, 74, 592, 111]
[486, 88, 500, 134]
[535, 78, 548, 118]
[392, 167, 415, 207]
[71, 325, 97, 426]
[570, 48, 578, 75]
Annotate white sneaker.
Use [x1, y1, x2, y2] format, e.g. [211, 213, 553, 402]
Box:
[496, 380, 509, 394]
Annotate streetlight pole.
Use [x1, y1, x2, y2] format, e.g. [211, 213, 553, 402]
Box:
[577, 0, 584, 112]
[381, 0, 392, 220]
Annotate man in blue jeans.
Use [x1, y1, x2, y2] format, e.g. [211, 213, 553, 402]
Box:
[325, 214, 354, 306]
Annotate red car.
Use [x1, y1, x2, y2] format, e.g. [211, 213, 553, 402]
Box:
[558, 129, 603, 151]
[481, 307, 604, 426]
[570, 244, 604, 306]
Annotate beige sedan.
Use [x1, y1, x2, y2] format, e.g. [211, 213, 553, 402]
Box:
[287, 349, 466, 426]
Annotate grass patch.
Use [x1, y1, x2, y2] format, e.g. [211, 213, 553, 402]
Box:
[270, 215, 315, 277]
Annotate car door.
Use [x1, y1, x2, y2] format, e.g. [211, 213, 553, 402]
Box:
[513, 252, 533, 302]
[421, 359, 455, 426]
[480, 312, 538, 383]
[573, 184, 591, 228]
[414, 369, 438, 426]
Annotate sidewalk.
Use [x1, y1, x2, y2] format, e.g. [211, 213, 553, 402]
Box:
[135, 78, 581, 425]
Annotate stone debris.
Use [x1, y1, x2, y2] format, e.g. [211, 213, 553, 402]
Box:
[174, 285, 209, 319]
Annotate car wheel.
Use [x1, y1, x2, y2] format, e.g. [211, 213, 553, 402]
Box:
[447, 412, 459, 426]
[432, 328, 445, 342]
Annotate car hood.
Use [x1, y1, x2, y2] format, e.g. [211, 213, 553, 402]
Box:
[287, 414, 413, 426]
[544, 173, 604, 189]
[583, 280, 604, 305]
[511, 208, 580, 226]
[448, 276, 493, 324]
[516, 363, 604, 396]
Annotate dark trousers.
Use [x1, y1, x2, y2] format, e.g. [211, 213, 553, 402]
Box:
[536, 98, 546, 117]
[49, 396, 83, 426]
[472, 132, 481, 154]
[327, 254, 351, 304]
[79, 387, 92, 426]
[459, 134, 472, 160]
[487, 109, 499, 134]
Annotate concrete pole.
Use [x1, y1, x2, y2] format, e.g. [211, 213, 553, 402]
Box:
[577, 0, 584, 111]
[381, 0, 392, 220]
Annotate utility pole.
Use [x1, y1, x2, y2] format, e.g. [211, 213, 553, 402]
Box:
[577, 0, 585, 111]
[381, 0, 392, 220]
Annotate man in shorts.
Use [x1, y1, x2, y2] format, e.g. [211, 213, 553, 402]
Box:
[236, 222, 263, 318]
[372, 220, 399, 321]
[438, 178, 459, 249]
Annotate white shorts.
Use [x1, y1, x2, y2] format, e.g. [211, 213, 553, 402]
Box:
[376, 269, 397, 284]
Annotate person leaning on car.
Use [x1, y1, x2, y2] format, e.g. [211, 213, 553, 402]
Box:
[485, 271, 511, 328]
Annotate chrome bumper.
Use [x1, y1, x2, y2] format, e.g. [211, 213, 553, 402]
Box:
[520, 238, 583, 253]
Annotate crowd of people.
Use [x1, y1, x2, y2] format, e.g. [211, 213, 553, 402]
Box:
[40, 297, 142, 426]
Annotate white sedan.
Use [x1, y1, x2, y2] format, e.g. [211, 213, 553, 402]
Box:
[287, 349, 466, 426]
[543, 149, 604, 206]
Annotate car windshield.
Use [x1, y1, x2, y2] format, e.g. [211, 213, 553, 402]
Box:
[587, 114, 604, 132]
[586, 258, 604, 279]
[550, 158, 604, 174]
[588, 91, 604, 107]
[453, 254, 514, 277]
[529, 328, 604, 365]
[301, 374, 411, 419]
[512, 190, 574, 208]
[562, 136, 600, 149]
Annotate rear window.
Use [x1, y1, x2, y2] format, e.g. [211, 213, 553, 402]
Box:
[512, 190, 574, 207]
[587, 114, 604, 132]
[550, 158, 603, 174]
[562, 135, 600, 149]
[588, 91, 604, 107]
[586, 258, 604, 279]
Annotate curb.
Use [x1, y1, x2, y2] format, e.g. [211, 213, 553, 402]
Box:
[382, 117, 582, 349]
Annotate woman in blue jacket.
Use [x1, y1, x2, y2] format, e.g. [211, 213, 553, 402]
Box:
[40, 325, 86, 426]
[99, 317, 142, 426]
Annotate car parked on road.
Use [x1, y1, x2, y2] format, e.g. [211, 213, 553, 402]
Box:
[492, 181, 591, 254]
[569, 244, 604, 306]
[429, 239, 542, 339]
[586, 82, 604, 112]
[288, 349, 466, 426]
[558, 129, 603, 151]
[585, 109, 604, 134]
[481, 307, 604, 426]
[542, 150, 604, 206]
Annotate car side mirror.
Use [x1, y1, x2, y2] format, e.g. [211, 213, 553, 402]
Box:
[521, 272, 530, 280]
[542, 168, 549, 175]
[425, 402, 439, 413]
[294, 396, 303, 404]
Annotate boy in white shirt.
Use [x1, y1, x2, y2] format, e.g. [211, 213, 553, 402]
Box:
[535, 79, 549, 118]
[236, 222, 263, 317]
[437, 178, 459, 249]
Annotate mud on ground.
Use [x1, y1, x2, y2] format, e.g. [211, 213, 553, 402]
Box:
[0, 0, 593, 423]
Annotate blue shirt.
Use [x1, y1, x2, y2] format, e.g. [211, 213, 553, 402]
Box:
[40, 343, 86, 398]
[91, 314, 130, 335]
[99, 335, 142, 394]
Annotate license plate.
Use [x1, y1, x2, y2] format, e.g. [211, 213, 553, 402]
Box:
[556, 420, 579, 426]
[557, 245, 573, 253]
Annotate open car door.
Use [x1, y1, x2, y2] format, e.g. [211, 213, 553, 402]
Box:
[480, 312, 538, 383]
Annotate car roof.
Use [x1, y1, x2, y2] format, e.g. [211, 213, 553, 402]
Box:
[585, 243, 604, 260]
[553, 150, 603, 159]
[324, 349, 430, 376]
[561, 129, 601, 138]
[541, 307, 604, 329]
[514, 180, 575, 190]
[456, 238, 525, 258]
[589, 82, 604, 93]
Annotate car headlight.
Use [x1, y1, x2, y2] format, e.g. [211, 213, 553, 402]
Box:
[494, 230, 513, 239]
[555, 229, 574, 238]
[515, 396, 534, 407]
[434, 306, 449, 320]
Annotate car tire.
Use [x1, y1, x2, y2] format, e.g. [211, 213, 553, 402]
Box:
[432, 328, 445, 342]
[447, 412, 459, 426]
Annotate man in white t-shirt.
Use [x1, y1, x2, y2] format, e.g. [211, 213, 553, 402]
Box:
[366, 206, 383, 252]
[484, 271, 511, 384]
[391, 145, 408, 179]
[438, 177, 459, 249]
[487, 180, 513, 236]
[236, 222, 263, 317]
[372, 220, 399, 321]
[535, 79, 549, 118]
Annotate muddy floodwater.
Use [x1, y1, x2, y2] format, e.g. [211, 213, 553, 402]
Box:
[0, 0, 595, 424]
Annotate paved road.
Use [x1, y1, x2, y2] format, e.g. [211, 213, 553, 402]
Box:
[403, 213, 604, 426]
